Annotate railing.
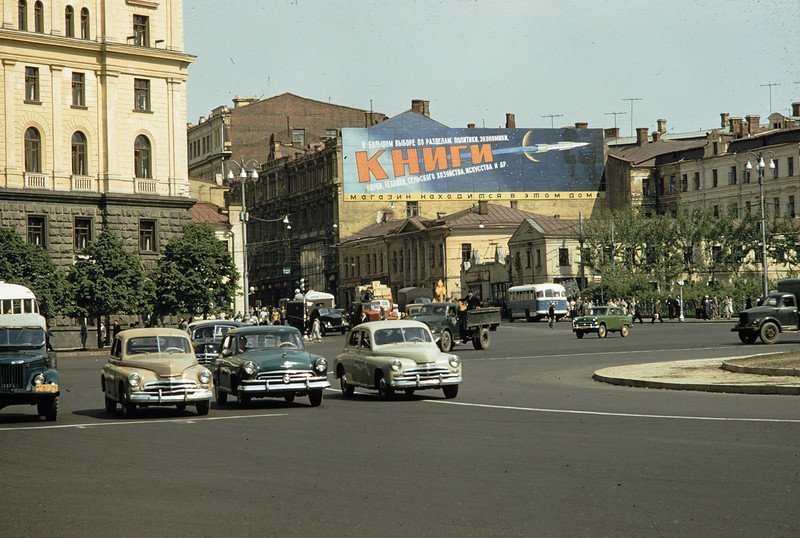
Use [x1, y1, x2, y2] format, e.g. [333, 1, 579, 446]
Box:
[24, 173, 49, 189]
[71, 175, 95, 191]
[135, 178, 157, 194]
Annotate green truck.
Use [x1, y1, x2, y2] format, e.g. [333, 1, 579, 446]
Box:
[415, 302, 501, 352]
[733, 279, 800, 345]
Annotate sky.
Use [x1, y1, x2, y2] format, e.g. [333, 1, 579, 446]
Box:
[184, 0, 800, 136]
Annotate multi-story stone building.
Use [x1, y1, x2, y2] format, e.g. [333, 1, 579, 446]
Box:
[0, 0, 194, 344]
[187, 104, 231, 181]
[506, 215, 582, 291]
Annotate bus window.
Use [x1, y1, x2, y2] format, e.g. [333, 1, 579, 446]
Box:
[0, 300, 7, 314]
[12, 300, 22, 314]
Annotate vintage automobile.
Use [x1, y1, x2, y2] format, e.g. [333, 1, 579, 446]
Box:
[101, 328, 213, 417]
[210, 325, 330, 407]
[415, 302, 501, 352]
[313, 307, 348, 336]
[0, 294, 59, 421]
[186, 320, 242, 364]
[572, 306, 632, 338]
[333, 320, 462, 399]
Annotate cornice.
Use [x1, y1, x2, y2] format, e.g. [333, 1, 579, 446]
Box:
[0, 188, 196, 210]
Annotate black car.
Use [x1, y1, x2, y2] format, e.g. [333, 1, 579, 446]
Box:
[187, 320, 242, 364]
[313, 308, 348, 336]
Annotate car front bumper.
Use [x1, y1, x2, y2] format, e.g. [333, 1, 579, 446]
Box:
[573, 323, 599, 331]
[239, 377, 330, 395]
[390, 374, 462, 389]
[129, 389, 213, 404]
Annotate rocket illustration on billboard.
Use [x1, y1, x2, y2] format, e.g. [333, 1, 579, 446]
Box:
[491, 131, 590, 162]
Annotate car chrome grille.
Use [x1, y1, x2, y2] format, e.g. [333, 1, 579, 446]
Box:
[401, 366, 451, 379]
[739, 313, 748, 326]
[141, 379, 199, 395]
[256, 370, 318, 383]
[0, 363, 25, 390]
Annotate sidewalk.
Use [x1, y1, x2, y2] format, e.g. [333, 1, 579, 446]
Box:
[593, 353, 800, 395]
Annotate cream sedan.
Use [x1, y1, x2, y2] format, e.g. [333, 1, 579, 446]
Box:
[333, 320, 462, 399]
[101, 328, 213, 417]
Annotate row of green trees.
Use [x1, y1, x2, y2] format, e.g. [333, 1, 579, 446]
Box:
[0, 223, 238, 325]
[578, 206, 800, 306]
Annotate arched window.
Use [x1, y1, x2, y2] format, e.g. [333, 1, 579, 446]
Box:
[80, 8, 89, 39]
[65, 6, 74, 37]
[18, 0, 27, 30]
[24, 127, 42, 173]
[33, 1, 43, 33]
[134, 135, 151, 179]
[71, 132, 88, 175]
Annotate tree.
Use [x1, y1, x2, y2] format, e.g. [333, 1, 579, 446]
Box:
[152, 224, 238, 319]
[0, 227, 68, 319]
[67, 230, 151, 344]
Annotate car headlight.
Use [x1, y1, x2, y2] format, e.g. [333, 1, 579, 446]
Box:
[390, 359, 402, 372]
[314, 357, 328, 373]
[325, 321, 332, 327]
[448, 355, 460, 368]
[128, 373, 141, 387]
[198, 369, 212, 384]
[243, 361, 257, 376]
[33, 373, 45, 385]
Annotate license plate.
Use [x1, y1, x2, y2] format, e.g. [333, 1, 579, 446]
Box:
[35, 384, 58, 393]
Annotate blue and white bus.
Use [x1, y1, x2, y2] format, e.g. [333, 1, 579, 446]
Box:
[506, 283, 568, 322]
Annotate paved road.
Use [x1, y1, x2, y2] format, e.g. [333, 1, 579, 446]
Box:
[2, 321, 799, 536]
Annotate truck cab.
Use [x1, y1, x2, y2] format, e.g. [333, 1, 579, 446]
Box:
[733, 279, 800, 344]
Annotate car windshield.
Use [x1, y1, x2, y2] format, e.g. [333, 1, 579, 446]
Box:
[373, 327, 433, 345]
[126, 336, 192, 355]
[589, 308, 608, 316]
[0, 327, 46, 348]
[236, 332, 305, 352]
[192, 324, 236, 340]
[317, 308, 333, 316]
[420, 304, 448, 316]
[763, 296, 779, 307]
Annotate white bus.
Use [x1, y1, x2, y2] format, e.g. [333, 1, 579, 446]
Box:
[0, 281, 40, 316]
[506, 283, 568, 322]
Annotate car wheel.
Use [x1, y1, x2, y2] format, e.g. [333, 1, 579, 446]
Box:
[340, 328, 346, 335]
[620, 325, 630, 338]
[121, 392, 137, 418]
[214, 383, 228, 405]
[176, 403, 187, 411]
[442, 385, 459, 399]
[404, 389, 415, 397]
[738, 332, 757, 344]
[37, 396, 58, 421]
[104, 395, 116, 414]
[472, 328, 490, 350]
[195, 400, 210, 416]
[339, 373, 355, 397]
[760, 322, 779, 345]
[597, 324, 607, 338]
[439, 330, 453, 353]
[376, 373, 394, 399]
[308, 389, 323, 407]
[238, 392, 252, 406]
[575, 331, 584, 339]
[284, 393, 296, 403]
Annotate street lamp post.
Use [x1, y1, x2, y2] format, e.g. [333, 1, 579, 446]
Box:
[744, 152, 775, 299]
[677, 280, 685, 322]
[227, 159, 260, 318]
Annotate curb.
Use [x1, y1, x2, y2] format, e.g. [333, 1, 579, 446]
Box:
[592, 371, 800, 395]
[721, 361, 800, 377]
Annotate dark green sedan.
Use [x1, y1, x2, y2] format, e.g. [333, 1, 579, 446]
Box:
[572, 306, 632, 339]
[209, 326, 330, 407]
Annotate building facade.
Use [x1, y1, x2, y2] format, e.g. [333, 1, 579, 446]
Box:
[187, 104, 231, 181]
[507, 215, 582, 293]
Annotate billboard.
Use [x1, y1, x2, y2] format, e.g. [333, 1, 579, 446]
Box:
[342, 124, 605, 202]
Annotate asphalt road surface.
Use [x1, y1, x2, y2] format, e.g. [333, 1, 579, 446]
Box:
[2, 320, 799, 536]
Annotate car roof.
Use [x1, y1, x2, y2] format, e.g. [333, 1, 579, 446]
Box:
[228, 325, 301, 336]
[117, 328, 191, 342]
[187, 320, 242, 330]
[353, 320, 430, 332]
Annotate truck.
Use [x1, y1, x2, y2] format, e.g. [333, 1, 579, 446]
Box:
[0, 282, 59, 420]
[733, 279, 800, 345]
[415, 302, 501, 352]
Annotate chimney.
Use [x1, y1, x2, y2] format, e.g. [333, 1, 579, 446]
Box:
[232, 97, 258, 108]
[792, 102, 800, 118]
[745, 114, 761, 135]
[365, 111, 379, 127]
[198, 116, 206, 124]
[505, 113, 516, 128]
[478, 200, 489, 215]
[729, 117, 743, 137]
[509, 200, 518, 209]
[636, 127, 649, 146]
[657, 119, 667, 134]
[720, 112, 730, 128]
[603, 127, 620, 139]
[652, 131, 662, 142]
[575, 122, 588, 129]
[467, 123, 476, 129]
[411, 99, 430, 117]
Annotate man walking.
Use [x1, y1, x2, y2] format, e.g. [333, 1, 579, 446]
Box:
[547, 302, 556, 329]
[651, 299, 663, 323]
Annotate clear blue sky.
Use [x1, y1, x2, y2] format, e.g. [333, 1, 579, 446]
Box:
[185, 0, 800, 136]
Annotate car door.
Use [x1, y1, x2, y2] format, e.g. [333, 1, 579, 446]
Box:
[215, 335, 235, 390]
[339, 330, 360, 385]
[780, 295, 798, 328]
[356, 330, 373, 386]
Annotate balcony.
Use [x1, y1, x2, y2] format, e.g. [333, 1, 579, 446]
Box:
[135, 178, 157, 194]
[71, 175, 95, 191]
[24, 173, 49, 189]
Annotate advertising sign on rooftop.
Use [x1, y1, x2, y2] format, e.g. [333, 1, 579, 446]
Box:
[342, 118, 605, 202]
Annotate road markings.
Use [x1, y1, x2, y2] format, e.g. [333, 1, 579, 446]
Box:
[467, 346, 742, 362]
[0, 413, 287, 432]
[425, 400, 800, 423]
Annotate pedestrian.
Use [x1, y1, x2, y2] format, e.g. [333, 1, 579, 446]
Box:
[379, 307, 387, 321]
[547, 302, 556, 329]
[703, 295, 712, 321]
[651, 299, 663, 323]
[99, 321, 107, 349]
[178, 317, 188, 331]
[80, 321, 88, 350]
[667, 297, 675, 320]
[112, 320, 122, 340]
[310, 315, 322, 342]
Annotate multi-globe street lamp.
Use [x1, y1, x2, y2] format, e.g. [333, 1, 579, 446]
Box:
[743, 151, 775, 299]
[226, 159, 260, 317]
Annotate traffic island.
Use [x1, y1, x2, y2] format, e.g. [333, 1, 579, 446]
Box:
[593, 357, 800, 395]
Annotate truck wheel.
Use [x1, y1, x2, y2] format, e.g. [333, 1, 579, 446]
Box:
[620, 325, 630, 338]
[738, 332, 757, 344]
[597, 324, 607, 338]
[38, 396, 58, 421]
[472, 328, 490, 350]
[759, 322, 779, 345]
[439, 330, 453, 353]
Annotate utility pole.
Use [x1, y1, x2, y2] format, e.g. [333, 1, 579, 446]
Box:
[578, 212, 585, 290]
[759, 82, 781, 114]
[604, 111, 626, 130]
[541, 114, 564, 128]
[622, 98, 643, 137]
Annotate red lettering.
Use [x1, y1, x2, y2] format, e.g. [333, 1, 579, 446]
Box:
[391, 148, 420, 178]
[469, 144, 493, 164]
[422, 146, 448, 172]
[356, 150, 388, 183]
